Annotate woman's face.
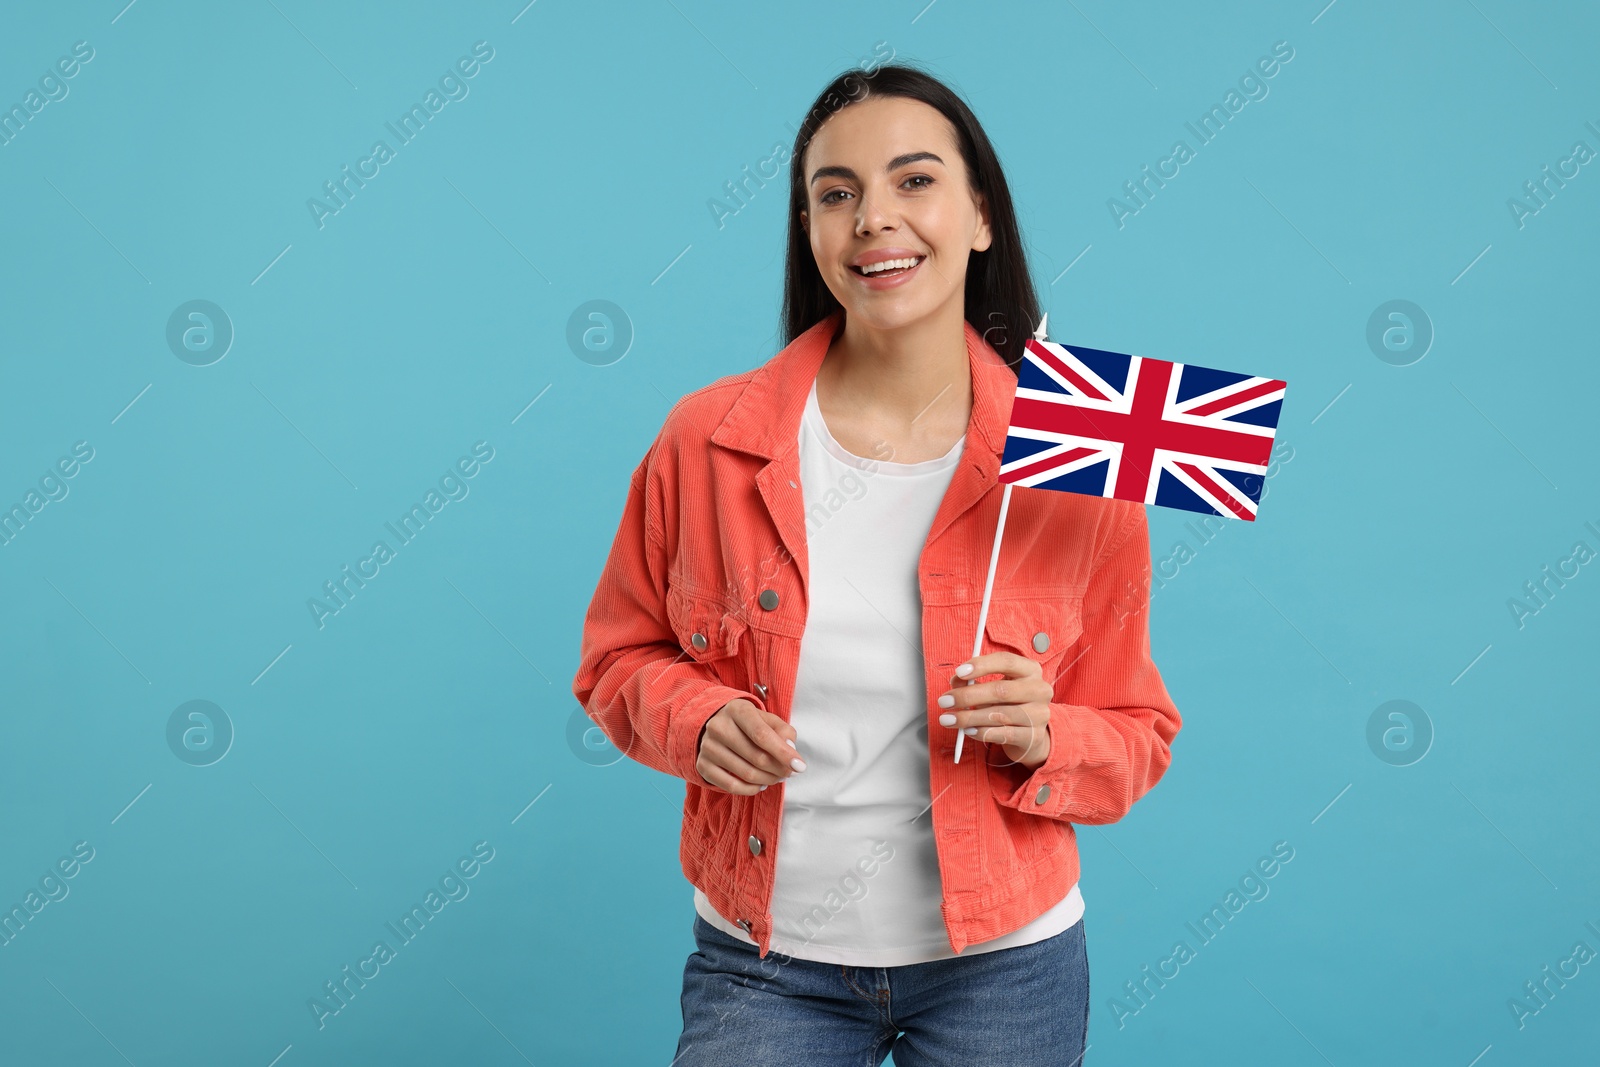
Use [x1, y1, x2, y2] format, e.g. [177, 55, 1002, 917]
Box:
[801, 95, 992, 334]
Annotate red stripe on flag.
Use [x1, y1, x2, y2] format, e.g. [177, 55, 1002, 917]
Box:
[1000, 444, 1098, 485]
[1007, 395, 1273, 467]
[1186, 379, 1286, 417]
[1173, 460, 1255, 521]
[1028, 340, 1110, 401]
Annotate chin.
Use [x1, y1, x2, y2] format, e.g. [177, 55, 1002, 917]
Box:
[838, 292, 948, 333]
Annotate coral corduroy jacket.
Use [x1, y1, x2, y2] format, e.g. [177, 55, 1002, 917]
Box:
[572, 310, 1181, 958]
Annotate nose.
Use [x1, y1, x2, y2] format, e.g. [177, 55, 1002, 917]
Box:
[855, 192, 896, 237]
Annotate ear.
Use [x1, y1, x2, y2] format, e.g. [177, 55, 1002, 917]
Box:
[971, 191, 992, 253]
[800, 209, 809, 236]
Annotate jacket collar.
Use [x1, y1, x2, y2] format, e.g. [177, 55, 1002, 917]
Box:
[714, 310, 1020, 605]
[710, 309, 1016, 466]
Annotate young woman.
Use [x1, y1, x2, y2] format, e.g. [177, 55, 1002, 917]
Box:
[573, 63, 1181, 1065]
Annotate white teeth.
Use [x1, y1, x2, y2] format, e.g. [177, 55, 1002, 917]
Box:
[858, 256, 922, 275]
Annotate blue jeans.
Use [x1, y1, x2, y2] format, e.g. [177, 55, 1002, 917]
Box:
[673, 913, 1090, 1066]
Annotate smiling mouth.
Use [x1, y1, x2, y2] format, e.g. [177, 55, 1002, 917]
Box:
[850, 255, 925, 278]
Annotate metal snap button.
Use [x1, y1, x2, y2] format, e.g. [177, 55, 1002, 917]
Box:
[754, 682, 768, 700]
[748, 835, 762, 856]
[1034, 783, 1052, 805]
[758, 589, 779, 611]
[736, 918, 752, 933]
[691, 632, 708, 651]
[1033, 632, 1050, 654]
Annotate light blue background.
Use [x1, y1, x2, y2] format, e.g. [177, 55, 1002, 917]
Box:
[1, 1, 1595, 1064]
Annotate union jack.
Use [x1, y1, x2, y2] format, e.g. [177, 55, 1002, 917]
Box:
[999, 337, 1287, 520]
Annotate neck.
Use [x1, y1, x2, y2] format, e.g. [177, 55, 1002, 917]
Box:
[819, 303, 972, 428]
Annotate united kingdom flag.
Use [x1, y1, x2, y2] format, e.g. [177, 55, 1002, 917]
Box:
[999, 336, 1287, 520]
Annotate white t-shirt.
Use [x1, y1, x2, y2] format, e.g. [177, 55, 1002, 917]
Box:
[693, 376, 1083, 965]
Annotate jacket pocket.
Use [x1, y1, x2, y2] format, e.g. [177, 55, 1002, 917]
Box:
[980, 595, 1083, 691]
[683, 776, 736, 851]
[977, 597, 1082, 856]
[665, 583, 749, 671]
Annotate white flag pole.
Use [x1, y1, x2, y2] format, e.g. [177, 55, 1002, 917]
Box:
[954, 312, 1047, 765]
[954, 480, 1012, 764]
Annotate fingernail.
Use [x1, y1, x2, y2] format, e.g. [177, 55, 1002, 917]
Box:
[786, 738, 797, 749]
[759, 784, 769, 791]
[937, 694, 955, 708]
[963, 727, 977, 736]
[955, 663, 973, 677]
[791, 757, 807, 772]
[939, 713, 957, 727]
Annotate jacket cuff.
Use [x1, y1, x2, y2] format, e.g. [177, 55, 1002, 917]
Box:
[995, 702, 1086, 818]
[670, 684, 768, 785]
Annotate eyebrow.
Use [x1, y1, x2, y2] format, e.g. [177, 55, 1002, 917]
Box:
[809, 151, 945, 186]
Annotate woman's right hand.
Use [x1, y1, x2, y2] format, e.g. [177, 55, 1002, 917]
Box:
[694, 698, 806, 795]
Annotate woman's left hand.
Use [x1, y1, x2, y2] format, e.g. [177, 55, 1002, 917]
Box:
[937, 653, 1053, 769]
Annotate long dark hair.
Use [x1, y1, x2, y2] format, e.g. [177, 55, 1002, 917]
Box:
[781, 62, 1040, 373]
